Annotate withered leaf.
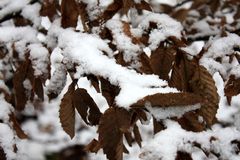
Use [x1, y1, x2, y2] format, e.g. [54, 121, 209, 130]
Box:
[0, 146, 6, 160]
[135, 1, 152, 11]
[85, 139, 101, 153]
[121, 0, 134, 15]
[150, 46, 175, 80]
[100, 77, 120, 106]
[33, 78, 44, 101]
[138, 53, 153, 74]
[169, 51, 195, 91]
[177, 111, 205, 132]
[73, 88, 101, 125]
[153, 118, 165, 134]
[98, 107, 131, 160]
[131, 92, 203, 108]
[9, 113, 28, 139]
[224, 75, 240, 105]
[124, 132, 134, 147]
[61, 0, 79, 28]
[176, 151, 192, 160]
[133, 124, 142, 147]
[59, 82, 76, 139]
[13, 59, 30, 111]
[87, 74, 100, 93]
[40, 0, 59, 21]
[189, 65, 219, 126]
[171, 9, 189, 22]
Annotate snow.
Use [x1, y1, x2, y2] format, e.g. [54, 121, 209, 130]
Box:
[0, 95, 12, 122]
[28, 43, 49, 77]
[0, 26, 37, 43]
[47, 63, 67, 96]
[47, 21, 178, 107]
[138, 13, 183, 50]
[106, 19, 141, 62]
[0, 124, 16, 160]
[21, 3, 41, 27]
[146, 103, 201, 120]
[181, 41, 204, 57]
[200, 34, 240, 78]
[0, 0, 30, 20]
[41, 17, 51, 30]
[139, 120, 240, 160]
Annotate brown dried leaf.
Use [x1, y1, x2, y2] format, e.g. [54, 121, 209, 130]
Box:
[189, 65, 219, 126]
[61, 0, 79, 28]
[98, 107, 131, 160]
[124, 132, 134, 147]
[87, 74, 100, 93]
[178, 111, 205, 132]
[0, 146, 6, 160]
[121, 0, 134, 15]
[133, 124, 142, 147]
[100, 78, 120, 106]
[150, 46, 175, 80]
[73, 88, 102, 125]
[40, 0, 59, 21]
[9, 113, 28, 139]
[153, 118, 165, 134]
[169, 51, 195, 91]
[171, 9, 189, 22]
[99, 1, 122, 24]
[59, 82, 76, 138]
[138, 53, 153, 74]
[176, 151, 192, 160]
[224, 75, 240, 105]
[135, 1, 152, 11]
[131, 92, 203, 108]
[77, 2, 89, 32]
[13, 59, 30, 111]
[85, 139, 101, 153]
[33, 78, 44, 101]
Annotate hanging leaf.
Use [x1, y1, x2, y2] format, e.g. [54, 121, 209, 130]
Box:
[224, 75, 240, 105]
[87, 74, 100, 93]
[59, 82, 76, 139]
[61, 0, 79, 28]
[9, 113, 28, 139]
[177, 111, 205, 132]
[171, 9, 189, 22]
[131, 92, 203, 108]
[13, 59, 30, 111]
[176, 151, 192, 160]
[100, 78, 120, 106]
[150, 45, 175, 80]
[98, 107, 131, 160]
[40, 0, 59, 21]
[124, 132, 134, 147]
[138, 53, 153, 74]
[0, 146, 6, 160]
[153, 118, 165, 134]
[33, 78, 44, 101]
[169, 50, 195, 91]
[135, 1, 152, 11]
[133, 124, 142, 147]
[73, 88, 102, 125]
[85, 139, 101, 153]
[189, 65, 219, 126]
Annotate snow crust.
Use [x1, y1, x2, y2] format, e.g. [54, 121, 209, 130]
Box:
[48, 20, 178, 107]
[140, 120, 240, 160]
[138, 13, 183, 50]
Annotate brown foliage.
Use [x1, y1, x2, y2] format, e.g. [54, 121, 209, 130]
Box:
[98, 107, 131, 160]
[73, 88, 101, 125]
[59, 82, 76, 139]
